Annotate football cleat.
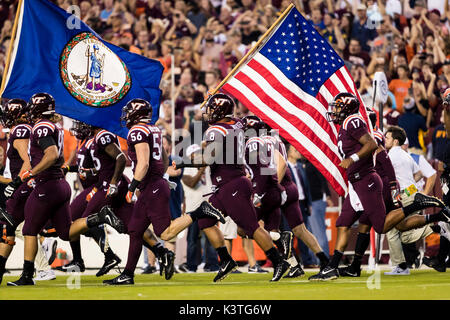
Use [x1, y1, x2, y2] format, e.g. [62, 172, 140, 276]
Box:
[96, 254, 121, 277]
[0, 207, 15, 227]
[142, 265, 157, 274]
[197, 201, 226, 224]
[440, 207, 450, 223]
[103, 273, 134, 285]
[271, 260, 290, 282]
[308, 266, 339, 281]
[7, 273, 35, 286]
[412, 193, 445, 211]
[99, 206, 126, 233]
[158, 250, 175, 280]
[213, 259, 238, 282]
[97, 225, 110, 253]
[338, 265, 361, 277]
[61, 260, 86, 273]
[279, 231, 294, 259]
[283, 265, 305, 278]
[248, 264, 269, 273]
[422, 256, 446, 272]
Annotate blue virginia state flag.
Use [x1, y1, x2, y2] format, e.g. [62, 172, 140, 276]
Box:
[1, 0, 163, 138]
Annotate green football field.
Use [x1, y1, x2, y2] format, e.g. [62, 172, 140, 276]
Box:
[0, 269, 450, 300]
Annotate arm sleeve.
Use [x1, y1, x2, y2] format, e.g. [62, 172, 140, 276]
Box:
[38, 136, 57, 151]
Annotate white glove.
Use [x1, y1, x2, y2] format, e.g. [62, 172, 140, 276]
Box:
[281, 190, 287, 206]
[164, 173, 177, 190]
[253, 193, 263, 208]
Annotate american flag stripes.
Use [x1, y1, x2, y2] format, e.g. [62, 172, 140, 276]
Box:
[222, 6, 371, 196]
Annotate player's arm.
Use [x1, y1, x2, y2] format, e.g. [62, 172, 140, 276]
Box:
[104, 143, 126, 186]
[274, 149, 287, 182]
[134, 142, 150, 181]
[339, 133, 377, 169]
[13, 138, 31, 176]
[413, 170, 423, 182]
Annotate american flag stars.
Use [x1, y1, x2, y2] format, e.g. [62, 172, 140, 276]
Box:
[259, 9, 344, 96]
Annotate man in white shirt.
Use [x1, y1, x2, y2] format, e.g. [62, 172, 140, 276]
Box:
[385, 126, 449, 275]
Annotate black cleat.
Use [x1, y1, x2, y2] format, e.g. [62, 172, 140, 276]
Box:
[440, 207, 450, 223]
[99, 206, 126, 233]
[338, 265, 361, 277]
[60, 260, 86, 273]
[142, 265, 157, 274]
[283, 264, 305, 278]
[198, 201, 226, 224]
[163, 251, 175, 280]
[414, 193, 445, 210]
[423, 256, 446, 272]
[271, 260, 290, 282]
[103, 273, 134, 285]
[308, 266, 339, 281]
[96, 254, 121, 277]
[0, 207, 15, 227]
[279, 231, 293, 259]
[213, 259, 238, 282]
[7, 273, 35, 286]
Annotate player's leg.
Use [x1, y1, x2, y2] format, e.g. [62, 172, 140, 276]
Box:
[103, 201, 151, 285]
[339, 224, 371, 277]
[222, 177, 289, 281]
[309, 194, 357, 281]
[142, 228, 175, 280]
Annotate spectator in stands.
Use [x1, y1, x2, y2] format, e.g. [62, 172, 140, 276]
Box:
[389, 65, 412, 113]
[398, 89, 428, 155]
[351, 4, 377, 53]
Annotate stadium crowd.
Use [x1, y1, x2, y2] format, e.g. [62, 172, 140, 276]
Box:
[0, 0, 449, 276]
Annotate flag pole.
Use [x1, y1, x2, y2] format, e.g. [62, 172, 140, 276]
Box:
[0, 0, 23, 99]
[171, 53, 175, 156]
[200, 2, 295, 108]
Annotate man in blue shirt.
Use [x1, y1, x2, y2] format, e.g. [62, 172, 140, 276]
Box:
[351, 4, 377, 53]
[398, 96, 428, 155]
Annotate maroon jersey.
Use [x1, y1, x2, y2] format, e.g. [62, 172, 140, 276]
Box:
[29, 120, 64, 180]
[204, 118, 246, 187]
[5, 124, 32, 179]
[338, 114, 375, 181]
[89, 130, 119, 186]
[245, 136, 278, 195]
[127, 124, 165, 190]
[373, 128, 397, 183]
[262, 135, 293, 187]
[77, 137, 97, 189]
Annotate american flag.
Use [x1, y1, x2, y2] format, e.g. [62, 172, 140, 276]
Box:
[222, 6, 371, 196]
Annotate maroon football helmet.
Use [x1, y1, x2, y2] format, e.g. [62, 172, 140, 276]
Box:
[121, 98, 152, 129]
[242, 115, 271, 136]
[27, 92, 55, 123]
[326, 92, 360, 125]
[0, 98, 28, 128]
[203, 93, 234, 125]
[70, 120, 94, 140]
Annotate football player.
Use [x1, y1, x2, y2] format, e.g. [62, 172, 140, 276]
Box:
[103, 98, 225, 285]
[251, 119, 330, 275]
[7, 93, 124, 286]
[194, 93, 290, 282]
[0, 98, 33, 284]
[61, 120, 121, 277]
[309, 93, 450, 281]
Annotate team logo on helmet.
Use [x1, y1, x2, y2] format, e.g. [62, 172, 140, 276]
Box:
[60, 32, 131, 107]
[204, 93, 234, 124]
[121, 98, 152, 128]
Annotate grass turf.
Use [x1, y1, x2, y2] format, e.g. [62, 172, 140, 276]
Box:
[1, 269, 449, 300]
